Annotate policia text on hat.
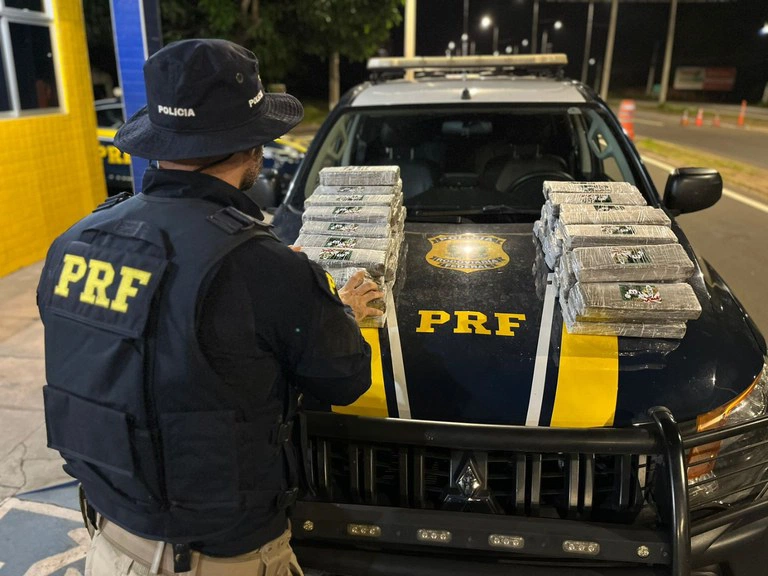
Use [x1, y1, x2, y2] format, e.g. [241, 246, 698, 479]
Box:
[37, 39, 381, 576]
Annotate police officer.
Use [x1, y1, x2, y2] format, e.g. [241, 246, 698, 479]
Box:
[37, 39, 381, 575]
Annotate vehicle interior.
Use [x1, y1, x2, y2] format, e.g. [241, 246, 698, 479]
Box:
[300, 105, 642, 220]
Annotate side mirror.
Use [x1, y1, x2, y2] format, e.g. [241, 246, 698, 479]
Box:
[663, 168, 722, 216]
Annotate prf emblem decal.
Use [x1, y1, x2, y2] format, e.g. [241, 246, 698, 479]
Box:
[426, 234, 509, 273]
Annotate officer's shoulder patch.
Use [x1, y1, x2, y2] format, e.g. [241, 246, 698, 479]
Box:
[308, 261, 343, 305]
[93, 191, 133, 213]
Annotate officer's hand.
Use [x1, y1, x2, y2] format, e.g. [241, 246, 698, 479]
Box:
[288, 245, 302, 252]
[338, 270, 384, 322]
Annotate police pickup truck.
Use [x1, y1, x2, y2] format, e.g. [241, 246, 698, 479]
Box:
[271, 55, 768, 576]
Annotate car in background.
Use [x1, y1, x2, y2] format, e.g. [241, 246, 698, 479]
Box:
[95, 98, 305, 206]
[271, 55, 768, 576]
[96, 98, 132, 197]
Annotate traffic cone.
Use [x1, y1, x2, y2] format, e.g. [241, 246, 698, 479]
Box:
[695, 108, 704, 127]
[680, 110, 690, 126]
[712, 114, 721, 128]
[618, 99, 636, 140]
[738, 100, 747, 127]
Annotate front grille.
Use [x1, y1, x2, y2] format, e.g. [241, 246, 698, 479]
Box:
[309, 438, 656, 523]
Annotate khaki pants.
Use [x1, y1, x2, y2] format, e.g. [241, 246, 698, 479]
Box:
[85, 524, 303, 576]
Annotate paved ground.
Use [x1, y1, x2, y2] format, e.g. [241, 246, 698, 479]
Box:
[633, 109, 768, 170]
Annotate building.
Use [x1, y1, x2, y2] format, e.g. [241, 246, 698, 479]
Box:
[0, 0, 105, 278]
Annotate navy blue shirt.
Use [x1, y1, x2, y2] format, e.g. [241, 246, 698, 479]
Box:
[143, 168, 372, 554]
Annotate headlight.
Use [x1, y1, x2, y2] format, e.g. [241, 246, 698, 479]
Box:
[688, 362, 768, 509]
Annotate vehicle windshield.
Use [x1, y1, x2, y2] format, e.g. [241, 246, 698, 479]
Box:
[299, 104, 644, 220]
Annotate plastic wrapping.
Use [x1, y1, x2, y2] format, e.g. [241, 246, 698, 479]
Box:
[302, 204, 395, 225]
[328, 267, 388, 328]
[556, 252, 576, 299]
[319, 165, 400, 186]
[570, 244, 695, 283]
[303, 245, 401, 283]
[558, 204, 671, 227]
[560, 224, 679, 249]
[543, 180, 641, 199]
[568, 281, 702, 322]
[543, 191, 647, 228]
[561, 302, 688, 339]
[313, 181, 402, 196]
[295, 233, 395, 260]
[305, 193, 402, 210]
[298, 220, 391, 238]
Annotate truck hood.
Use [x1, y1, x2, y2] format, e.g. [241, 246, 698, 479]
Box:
[336, 222, 765, 427]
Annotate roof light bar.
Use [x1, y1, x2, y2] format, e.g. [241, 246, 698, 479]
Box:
[367, 54, 568, 71]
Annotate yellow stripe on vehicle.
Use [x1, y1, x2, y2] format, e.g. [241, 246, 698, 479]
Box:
[550, 325, 618, 428]
[332, 328, 388, 418]
[97, 128, 117, 140]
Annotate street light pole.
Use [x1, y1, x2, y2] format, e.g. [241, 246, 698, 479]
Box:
[659, 0, 679, 105]
[580, 1, 594, 84]
[404, 0, 416, 80]
[463, 0, 469, 56]
[493, 25, 499, 55]
[532, 0, 540, 55]
[600, 0, 619, 101]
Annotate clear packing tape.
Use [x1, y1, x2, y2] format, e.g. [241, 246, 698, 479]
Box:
[558, 204, 671, 227]
[328, 267, 389, 329]
[568, 281, 702, 323]
[534, 180, 704, 339]
[567, 244, 695, 283]
[560, 224, 679, 250]
[302, 204, 398, 225]
[543, 180, 641, 198]
[299, 166, 408, 327]
[561, 301, 688, 339]
[319, 165, 401, 186]
[313, 181, 402, 196]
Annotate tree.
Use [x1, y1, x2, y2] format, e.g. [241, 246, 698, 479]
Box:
[159, 0, 300, 85]
[296, 0, 403, 109]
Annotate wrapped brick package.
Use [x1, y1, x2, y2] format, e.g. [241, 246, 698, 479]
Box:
[568, 282, 702, 322]
[295, 233, 395, 260]
[313, 182, 402, 196]
[570, 244, 695, 283]
[328, 267, 388, 328]
[299, 220, 391, 238]
[302, 204, 395, 225]
[301, 246, 389, 278]
[305, 193, 402, 210]
[543, 191, 647, 228]
[319, 165, 400, 186]
[558, 204, 671, 227]
[543, 180, 641, 199]
[561, 303, 688, 339]
[560, 224, 679, 249]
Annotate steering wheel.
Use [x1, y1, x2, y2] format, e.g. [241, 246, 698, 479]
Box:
[504, 170, 575, 207]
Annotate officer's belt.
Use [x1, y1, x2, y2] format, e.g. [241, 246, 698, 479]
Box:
[99, 518, 293, 575]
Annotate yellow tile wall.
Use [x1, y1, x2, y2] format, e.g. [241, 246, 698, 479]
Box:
[0, 0, 107, 277]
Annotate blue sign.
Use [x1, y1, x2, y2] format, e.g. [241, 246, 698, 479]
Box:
[110, 0, 162, 193]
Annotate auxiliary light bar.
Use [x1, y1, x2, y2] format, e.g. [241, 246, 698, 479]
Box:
[367, 54, 568, 71]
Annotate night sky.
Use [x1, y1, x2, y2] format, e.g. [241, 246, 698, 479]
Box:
[331, 0, 768, 102]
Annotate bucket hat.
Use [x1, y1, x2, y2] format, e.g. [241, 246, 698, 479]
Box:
[114, 39, 304, 161]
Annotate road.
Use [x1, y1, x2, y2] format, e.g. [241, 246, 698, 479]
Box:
[634, 108, 768, 170]
[644, 158, 768, 337]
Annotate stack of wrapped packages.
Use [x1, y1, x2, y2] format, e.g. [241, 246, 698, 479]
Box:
[533, 181, 701, 339]
[296, 166, 406, 328]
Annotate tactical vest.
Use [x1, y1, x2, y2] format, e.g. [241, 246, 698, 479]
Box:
[39, 193, 299, 543]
